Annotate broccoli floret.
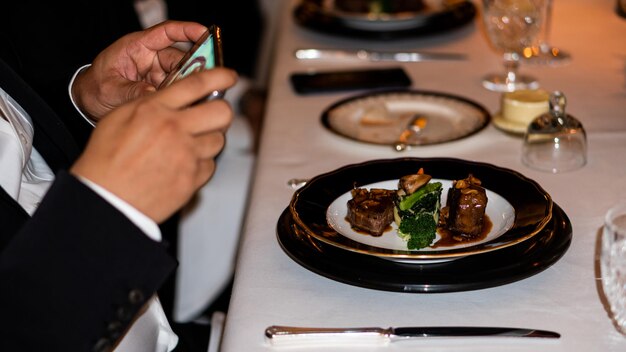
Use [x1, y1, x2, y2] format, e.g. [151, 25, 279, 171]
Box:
[394, 181, 442, 250]
[397, 191, 441, 218]
[397, 212, 438, 250]
[398, 182, 443, 211]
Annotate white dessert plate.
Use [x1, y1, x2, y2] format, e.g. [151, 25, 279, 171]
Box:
[321, 90, 490, 146]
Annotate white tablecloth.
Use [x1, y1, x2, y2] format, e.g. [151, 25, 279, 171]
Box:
[221, 0, 626, 351]
[175, 114, 255, 322]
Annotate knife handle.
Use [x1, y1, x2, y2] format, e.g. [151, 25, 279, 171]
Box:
[265, 325, 390, 346]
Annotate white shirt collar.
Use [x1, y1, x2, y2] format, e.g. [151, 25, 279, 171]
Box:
[0, 87, 33, 168]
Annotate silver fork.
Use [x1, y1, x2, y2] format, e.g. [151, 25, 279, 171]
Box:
[393, 115, 428, 151]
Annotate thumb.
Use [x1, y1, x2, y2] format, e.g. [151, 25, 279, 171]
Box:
[125, 81, 157, 101]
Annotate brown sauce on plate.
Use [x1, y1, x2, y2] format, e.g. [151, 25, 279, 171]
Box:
[344, 215, 493, 248]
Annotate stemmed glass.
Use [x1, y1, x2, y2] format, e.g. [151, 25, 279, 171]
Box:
[522, 0, 571, 66]
[481, 0, 545, 92]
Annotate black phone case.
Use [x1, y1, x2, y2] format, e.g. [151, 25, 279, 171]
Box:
[290, 67, 412, 95]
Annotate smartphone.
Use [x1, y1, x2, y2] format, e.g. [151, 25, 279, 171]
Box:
[289, 67, 411, 95]
[159, 24, 224, 101]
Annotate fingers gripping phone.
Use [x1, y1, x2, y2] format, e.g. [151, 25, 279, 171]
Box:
[159, 24, 224, 102]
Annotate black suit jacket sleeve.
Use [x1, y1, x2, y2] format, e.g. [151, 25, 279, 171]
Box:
[0, 171, 177, 351]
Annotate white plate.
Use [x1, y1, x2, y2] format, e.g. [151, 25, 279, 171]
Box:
[323, 0, 452, 31]
[321, 90, 490, 146]
[326, 179, 515, 262]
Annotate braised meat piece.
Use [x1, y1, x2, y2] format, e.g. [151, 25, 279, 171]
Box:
[441, 175, 488, 239]
[346, 188, 395, 236]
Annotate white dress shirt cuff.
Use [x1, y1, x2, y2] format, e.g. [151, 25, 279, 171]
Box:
[76, 175, 162, 242]
[68, 64, 97, 127]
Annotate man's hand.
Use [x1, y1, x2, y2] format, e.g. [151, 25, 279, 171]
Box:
[70, 68, 237, 223]
[72, 20, 208, 120]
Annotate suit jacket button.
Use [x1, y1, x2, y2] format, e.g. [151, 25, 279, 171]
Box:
[107, 320, 123, 336]
[93, 337, 111, 352]
[116, 306, 132, 322]
[128, 289, 145, 305]
[107, 320, 121, 331]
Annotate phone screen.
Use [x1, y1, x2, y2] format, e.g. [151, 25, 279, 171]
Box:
[159, 25, 224, 94]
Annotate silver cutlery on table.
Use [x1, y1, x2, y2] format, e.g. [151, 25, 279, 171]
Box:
[287, 178, 309, 189]
[295, 48, 468, 62]
[394, 114, 428, 152]
[265, 325, 560, 346]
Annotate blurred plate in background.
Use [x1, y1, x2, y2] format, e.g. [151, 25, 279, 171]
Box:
[294, 0, 476, 39]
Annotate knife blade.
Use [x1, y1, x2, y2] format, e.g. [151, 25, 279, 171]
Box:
[295, 48, 467, 62]
[265, 325, 560, 346]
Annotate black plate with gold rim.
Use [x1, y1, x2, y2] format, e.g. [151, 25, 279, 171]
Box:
[290, 158, 553, 262]
[293, 0, 476, 40]
[276, 204, 571, 292]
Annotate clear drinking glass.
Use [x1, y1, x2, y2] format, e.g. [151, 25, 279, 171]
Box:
[522, 0, 571, 66]
[601, 201, 626, 335]
[481, 0, 545, 92]
[521, 91, 587, 173]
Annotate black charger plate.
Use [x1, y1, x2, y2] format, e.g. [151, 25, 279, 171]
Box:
[293, 0, 477, 40]
[276, 204, 571, 293]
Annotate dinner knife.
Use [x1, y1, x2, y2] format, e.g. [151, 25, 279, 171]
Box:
[294, 48, 468, 62]
[265, 325, 560, 346]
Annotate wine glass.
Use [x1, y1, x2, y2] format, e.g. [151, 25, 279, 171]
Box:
[522, 0, 571, 66]
[521, 91, 587, 173]
[481, 0, 545, 92]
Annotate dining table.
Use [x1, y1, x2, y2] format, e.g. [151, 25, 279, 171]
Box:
[219, 0, 626, 351]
